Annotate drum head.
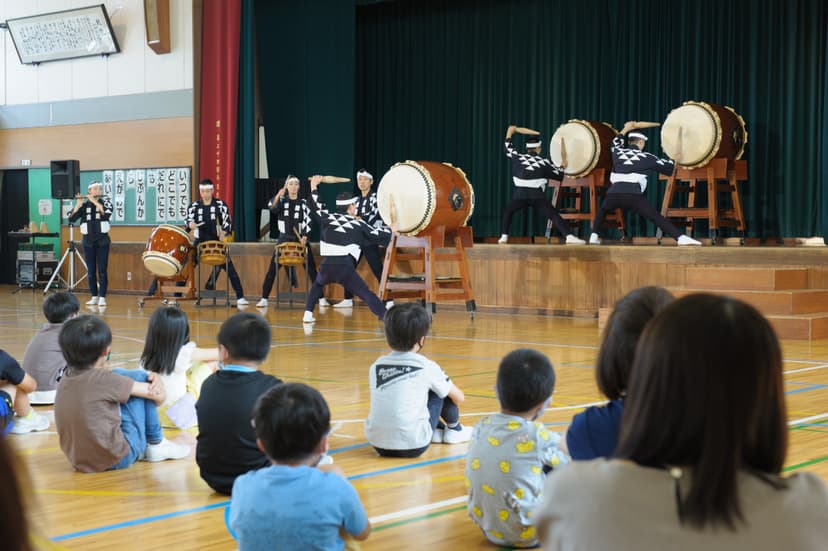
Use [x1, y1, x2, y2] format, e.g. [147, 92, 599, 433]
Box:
[377, 162, 436, 234]
[142, 252, 181, 277]
[550, 121, 599, 177]
[661, 103, 718, 168]
[154, 223, 194, 246]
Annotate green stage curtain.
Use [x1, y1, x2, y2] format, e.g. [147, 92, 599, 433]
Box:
[355, 0, 828, 239]
[234, 0, 256, 242]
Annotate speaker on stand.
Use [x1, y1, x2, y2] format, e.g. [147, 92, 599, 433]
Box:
[44, 160, 87, 293]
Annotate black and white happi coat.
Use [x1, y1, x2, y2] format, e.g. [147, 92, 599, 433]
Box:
[271, 196, 312, 242]
[504, 137, 565, 198]
[309, 191, 392, 266]
[69, 198, 114, 241]
[609, 135, 675, 195]
[186, 198, 232, 242]
[355, 192, 384, 229]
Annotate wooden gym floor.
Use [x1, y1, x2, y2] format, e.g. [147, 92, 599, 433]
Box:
[2, 288, 827, 550]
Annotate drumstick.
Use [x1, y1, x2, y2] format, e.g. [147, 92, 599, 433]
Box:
[307, 176, 351, 184]
[560, 137, 568, 169]
[293, 227, 303, 240]
[514, 127, 540, 135]
[633, 121, 661, 129]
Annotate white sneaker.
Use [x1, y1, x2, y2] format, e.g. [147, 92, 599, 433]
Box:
[29, 390, 56, 405]
[334, 299, 354, 309]
[256, 298, 268, 308]
[86, 296, 99, 306]
[565, 234, 586, 245]
[143, 438, 190, 462]
[10, 411, 50, 434]
[236, 297, 249, 306]
[317, 454, 334, 466]
[589, 232, 601, 245]
[431, 428, 445, 444]
[302, 311, 315, 324]
[497, 234, 509, 244]
[97, 297, 107, 307]
[442, 424, 473, 444]
[677, 235, 702, 246]
[318, 298, 331, 307]
[385, 300, 395, 310]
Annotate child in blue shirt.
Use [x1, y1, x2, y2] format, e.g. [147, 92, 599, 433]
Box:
[228, 383, 370, 550]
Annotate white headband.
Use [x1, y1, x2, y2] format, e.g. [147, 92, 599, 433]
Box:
[336, 196, 359, 206]
[199, 183, 214, 189]
[526, 140, 541, 148]
[628, 132, 648, 141]
[357, 170, 373, 181]
[285, 176, 300, 185]
[87, 182, 101, 190]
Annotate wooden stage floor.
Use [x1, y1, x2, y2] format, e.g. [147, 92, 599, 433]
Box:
[2, 286, 827, 550]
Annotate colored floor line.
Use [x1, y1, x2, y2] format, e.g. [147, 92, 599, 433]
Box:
[784, 381, 828, 395]
[372, 504, 468, 532]
[783, 455, 828, 472]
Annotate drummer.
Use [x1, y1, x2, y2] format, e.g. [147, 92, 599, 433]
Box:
[255, 175, 320, 308]
[333, 169, 388, 309]
[499, 125, 585, 245]
[186, 178, 248, 306]
[588, 122, 701, 246]
[302, 175, 396, 325]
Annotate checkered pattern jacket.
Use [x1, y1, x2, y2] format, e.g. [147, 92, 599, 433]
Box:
[309, 191, 392, 265]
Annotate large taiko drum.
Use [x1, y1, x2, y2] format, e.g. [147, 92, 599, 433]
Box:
[661, 101, 748, 169]
[377, 161, 475, 235]
[142, 225, 193, 277]
[549, 120, 619, 178]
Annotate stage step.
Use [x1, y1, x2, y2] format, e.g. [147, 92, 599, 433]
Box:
[673, 289, 828, 315]
[685, 267, 809, 291]
[767, 313, 828, 340]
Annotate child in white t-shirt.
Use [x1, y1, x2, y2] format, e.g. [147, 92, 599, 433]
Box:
[365, 302, 472, 457]
[140, 307, 218, 428]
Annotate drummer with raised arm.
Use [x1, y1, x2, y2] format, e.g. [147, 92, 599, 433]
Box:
[499, 125, 585, 245]
[302, 175, 395, 325]
[588, 122, 701, 246]
[186, 178, 248, 305]
[69, 181, 113, 307]
[255, 175, 319, 308]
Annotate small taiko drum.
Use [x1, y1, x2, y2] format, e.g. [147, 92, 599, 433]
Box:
[276, 242, 306, 266]
[377, 161, 475, 235]
[549, 120, 619, 178]
[198, 241, 228, 266]
[661, 101, 748, 169]
[142, 224, 193, 277]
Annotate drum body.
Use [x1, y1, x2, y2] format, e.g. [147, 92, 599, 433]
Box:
[142, 224, 193, 277]
[198, 241, 228, 266]
[549, 120, 618, 178]
[377, 161, 475, 235]
[277, 242, 306, 266]
[661, 101, 748, 169]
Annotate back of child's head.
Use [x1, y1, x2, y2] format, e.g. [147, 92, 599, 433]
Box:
[496, 349, 555, 413]
[43, 292, 80, 324]
[253, 383, 330, 462]
[384, 302, 430, 352]
[141, 307, 190, 375]
[217, 312, 271, 363]
[597, 286, 674, 401]
[59, 315, 112, 370]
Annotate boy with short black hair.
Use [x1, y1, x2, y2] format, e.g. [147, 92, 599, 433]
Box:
[196, 312, 283, 494]
[365, 302, 472, 457]
[229, 383, 370, 548]
[22, 292, 80, 405]
[54, 315, 188, 472]
[465, 349, 569, 548]
[0, 350, 49, 435]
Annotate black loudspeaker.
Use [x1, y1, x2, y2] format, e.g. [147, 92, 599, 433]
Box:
[50, 160, 80, 200]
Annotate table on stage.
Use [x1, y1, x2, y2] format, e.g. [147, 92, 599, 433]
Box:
[8, 231, 60, 291]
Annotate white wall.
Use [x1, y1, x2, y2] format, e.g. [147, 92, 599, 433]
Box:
[1, 0, 193, 106]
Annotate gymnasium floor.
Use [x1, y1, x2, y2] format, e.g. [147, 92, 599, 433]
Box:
[3, 289, 827, 550]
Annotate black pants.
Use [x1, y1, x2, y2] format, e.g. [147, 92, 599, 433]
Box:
[82, 235, 110, 298]
[373, 392, 460, 458]
[591, 192, 681, 240]
[261, 244, 318, 297]
[501, 189, 571, 237]
[305, 262, 385, 319]
[344, 245, 383, 300]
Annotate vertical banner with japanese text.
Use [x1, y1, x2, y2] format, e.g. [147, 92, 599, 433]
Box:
[199, 0, 241, 213]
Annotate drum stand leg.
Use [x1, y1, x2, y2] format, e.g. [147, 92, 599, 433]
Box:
[140, 252, 197, 307]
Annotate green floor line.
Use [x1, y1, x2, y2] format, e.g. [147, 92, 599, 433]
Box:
[783, 455, 828, 472]
[374, 504, 467, 532]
